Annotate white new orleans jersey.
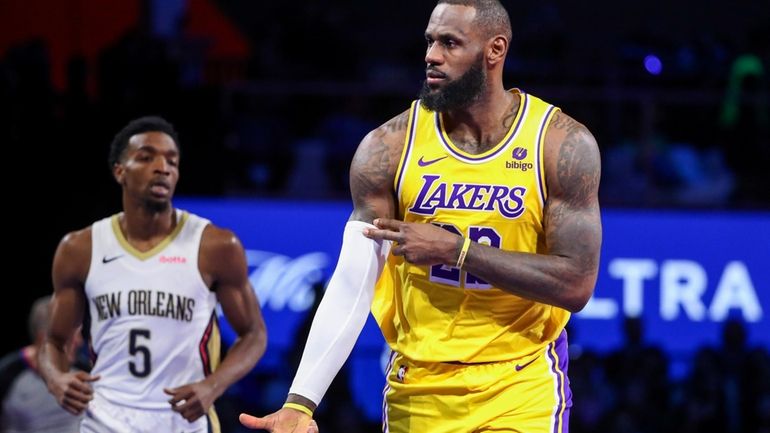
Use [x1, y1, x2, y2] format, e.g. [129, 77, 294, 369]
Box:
[85, 210, 221, 418]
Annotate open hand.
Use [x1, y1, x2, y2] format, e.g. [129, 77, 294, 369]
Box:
[239, 407, 317, 432]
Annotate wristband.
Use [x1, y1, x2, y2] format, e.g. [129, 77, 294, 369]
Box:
[456, 237, 471, 269]
[283, 402, 314, 417]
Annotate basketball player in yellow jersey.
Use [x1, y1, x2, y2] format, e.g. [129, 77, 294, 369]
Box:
[240, 1, 601, 432]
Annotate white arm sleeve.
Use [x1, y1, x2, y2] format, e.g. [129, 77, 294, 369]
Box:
[288, 220, 390, 405]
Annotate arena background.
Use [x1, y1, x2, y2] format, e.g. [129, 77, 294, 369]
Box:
[1, 1, 768, 432]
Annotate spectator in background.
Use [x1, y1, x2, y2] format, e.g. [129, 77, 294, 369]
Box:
[604, 317, 669, 433]
[567, 350, 613, 433]
[673, 319, 764, 433]
[718, 52, 769, 204]
[0, 296, 84, 433]
[744, 347, 770, 433]
[316, 96, 378, 194]
[720, 319, 750, 433]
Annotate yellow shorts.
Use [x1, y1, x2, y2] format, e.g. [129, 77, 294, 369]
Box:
[382, 330, 571, 433]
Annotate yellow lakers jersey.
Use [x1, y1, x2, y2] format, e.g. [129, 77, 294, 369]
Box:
[371, 90, 569, 363]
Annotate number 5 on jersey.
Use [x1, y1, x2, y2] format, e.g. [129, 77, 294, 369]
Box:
[430, 223, 502, 289]
[129, 329, 151, 378]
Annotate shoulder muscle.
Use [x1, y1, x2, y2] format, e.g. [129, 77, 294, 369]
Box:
[350, 108, 411, 222]
[544, 111, 601, 203]
[199, 224, 248, 288]
[52, 227, 92, 290]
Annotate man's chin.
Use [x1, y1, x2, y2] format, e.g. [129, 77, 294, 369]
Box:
[419, 82, 444, 110]
[144, 198, 171, 213]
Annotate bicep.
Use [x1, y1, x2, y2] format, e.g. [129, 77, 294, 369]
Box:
[49, 236, 88, 342]
[543, 118, 602, 267]
[207, 232, 261, 334]
[218, 282, 262, 335]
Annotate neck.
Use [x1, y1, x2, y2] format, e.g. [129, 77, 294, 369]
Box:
[442, 81, 516, 153]
[120, 198, 176, 242]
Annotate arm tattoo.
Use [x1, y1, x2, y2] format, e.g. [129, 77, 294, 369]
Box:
[556, 126, 601, 207]
[551, 112, 582, 135]
[384, 110, 410, 133]
[349, 111, 407, 222]
[544, 124, 601, 274]
[351, 135, 392, 199]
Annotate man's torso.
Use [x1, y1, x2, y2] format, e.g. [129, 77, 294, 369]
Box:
[84, 210, 221, 410]
[372, 90, 570, 363]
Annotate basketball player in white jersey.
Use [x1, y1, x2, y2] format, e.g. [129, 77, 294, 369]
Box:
[38, 116, 269, 433]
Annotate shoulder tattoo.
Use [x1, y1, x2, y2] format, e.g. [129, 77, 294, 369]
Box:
[556, 125, 600, 207]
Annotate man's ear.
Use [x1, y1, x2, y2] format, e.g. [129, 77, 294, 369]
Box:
[113, 163, 124, 184]
[487, 35, 508, 66]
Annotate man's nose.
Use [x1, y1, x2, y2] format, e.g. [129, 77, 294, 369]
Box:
[425, 43, 443, 66]
[154, 157, 170, 174]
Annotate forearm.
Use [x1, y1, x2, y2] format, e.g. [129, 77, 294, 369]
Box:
[204, 330, 266, 398]
[288, 221, 389, 406]
[38, 341, 71, 387]
[287, 280, 371, 404]
[462, 242, 597, 312]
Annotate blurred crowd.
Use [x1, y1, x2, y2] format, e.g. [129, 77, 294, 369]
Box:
[2, 0, 768, 206]
[566, 319, 770, 433]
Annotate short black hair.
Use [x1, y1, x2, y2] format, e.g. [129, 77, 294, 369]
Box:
[108, 116, 180, 168]
[437, 0, 512, 42]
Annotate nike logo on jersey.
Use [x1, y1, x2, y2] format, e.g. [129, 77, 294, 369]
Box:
[102, 255, 124, 264]
[417, 155, 448, 167]
[515, 357, 537, 372]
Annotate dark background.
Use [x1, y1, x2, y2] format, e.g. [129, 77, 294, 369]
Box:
[1, 0, 768, 431]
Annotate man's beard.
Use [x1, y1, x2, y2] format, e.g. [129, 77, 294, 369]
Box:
[420, 56, 486, 112]
[144, 198, 171, 213]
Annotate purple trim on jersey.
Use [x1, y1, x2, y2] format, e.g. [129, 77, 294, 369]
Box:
[395, 102, 420, 197]
[536, 105, 557, 206]
[381, 351, 397, 433]
[434, 93, 529, 163]
[88, 343, 97, 365]
[548, 330, 572, 433]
